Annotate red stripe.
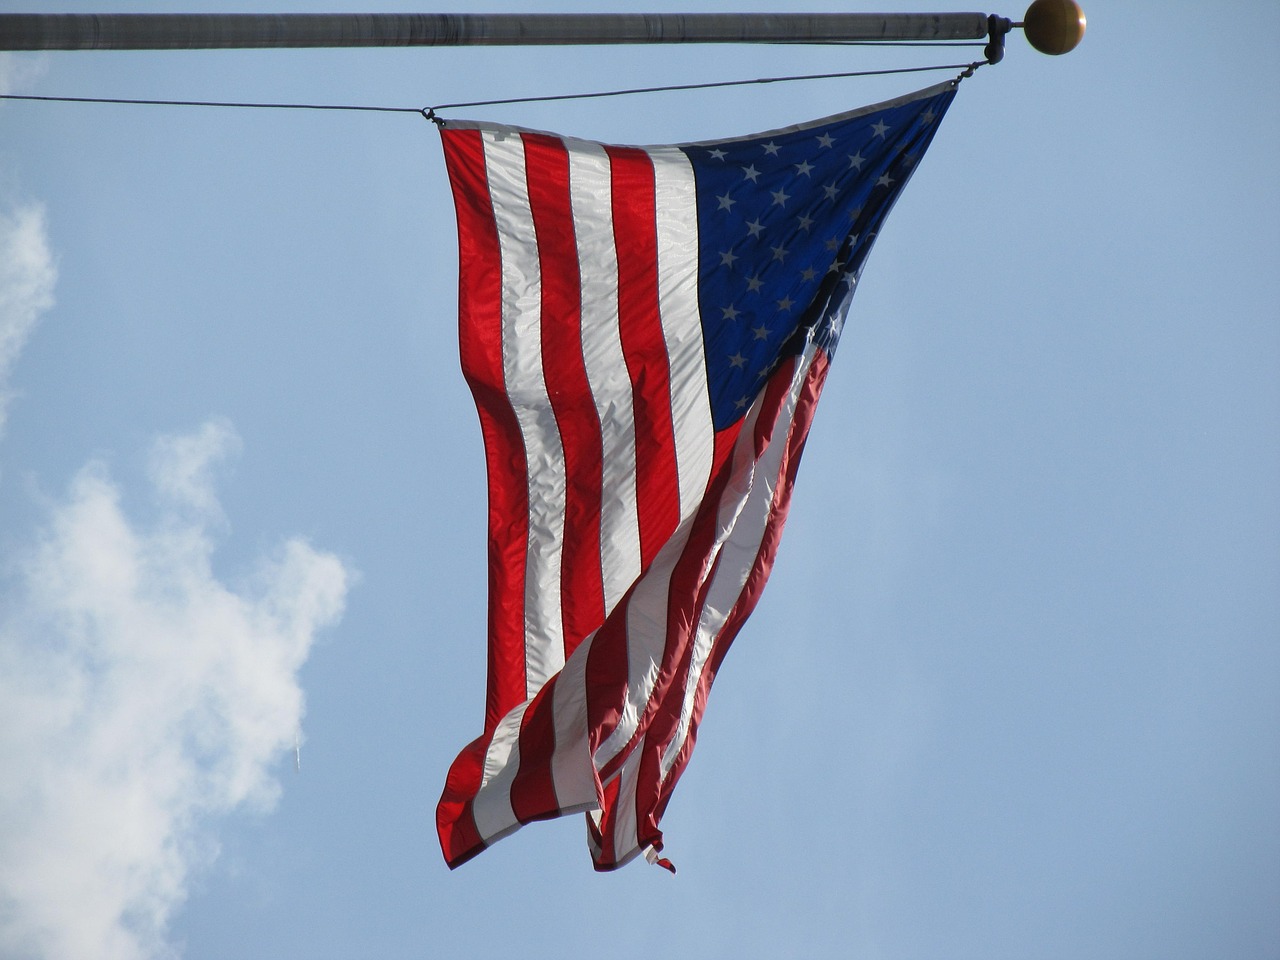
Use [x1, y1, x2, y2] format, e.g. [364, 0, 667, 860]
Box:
[642, 352, 833, 853]
[585, 795, 604, 858]
[592, 354, 821, 866]
[583, 605, 631, 752]
[611, 376, 792, 860]
[578, 145, 680, 750]
[443, 128, 531, 731]
[752, 356, 801, 457]
[436, 732, 490, 869]
[595, 773, 623, 867]
[522, 134, 606, 662]
[508, 676, 562, 823]
[591, 423, 741, 780]
[605, 146, 680, 570]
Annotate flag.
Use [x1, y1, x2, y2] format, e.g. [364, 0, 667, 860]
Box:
[436, 80, 958, 871]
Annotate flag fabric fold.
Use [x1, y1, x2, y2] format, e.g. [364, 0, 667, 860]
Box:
[436, 80, 959, 870]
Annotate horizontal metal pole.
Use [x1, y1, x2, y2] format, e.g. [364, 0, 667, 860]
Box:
[0, 12, 992, 51]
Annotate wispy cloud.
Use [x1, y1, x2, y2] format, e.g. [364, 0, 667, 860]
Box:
[0, 421, 350, 960]
[2, 80, 350, 957]
[0, 52, 48, 98]
[1, 52, 56, 437]
[0, 199, 56, 437]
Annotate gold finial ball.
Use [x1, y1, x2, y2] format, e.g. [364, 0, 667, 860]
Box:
[1023, 0, 1086, 55]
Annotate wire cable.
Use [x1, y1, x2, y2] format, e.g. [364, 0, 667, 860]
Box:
[0, 59, 986, 117]
[428, 61, 983, 112]
[0, 93, 421, 113]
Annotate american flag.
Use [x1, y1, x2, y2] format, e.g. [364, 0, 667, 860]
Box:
[436, 80, 958, 871]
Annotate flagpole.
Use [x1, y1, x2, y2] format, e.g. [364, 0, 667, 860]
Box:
[0, 4, 1085, 55]
[2, 12, 995, 50]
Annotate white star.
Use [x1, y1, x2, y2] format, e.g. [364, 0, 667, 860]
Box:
[745, 218, 765, 238]
[877, 173, 893, 188]
[776, 296, 794, 311]
[816, 132, 835, 149]
[722, 305, 740, 321]
[745, 274, 764, 293]
[822, 184, 839, 201]
[751, 324, 771, 341]
[728, 352, 747, 369]
[770, 244, 789, 263]
[871, 120, 890, 138]
[827, 258, 846, 274]
[720, 249, 738, 267]
[708, 148, 727, 161]
[794, 160, 814, 177]
[796, 213, 814, 232]
[843, 272, 859, 288]
[770, 187, 790, 207]
[742, 164, 761, 183]
[800, 266, 818, 282]
[762, 140, 781, 156]
[716, 192, 735, 211]
[848, 205, 863, 220]
[825, 238, 841, 252]
[734, 395, 752, 410]
[921, 108, 936, 125]
[848, 151, 865, 170]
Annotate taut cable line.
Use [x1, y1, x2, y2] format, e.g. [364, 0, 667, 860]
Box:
[0, 61, 991, 118]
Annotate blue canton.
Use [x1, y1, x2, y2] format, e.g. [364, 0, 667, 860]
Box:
[682, 84, 957, 429]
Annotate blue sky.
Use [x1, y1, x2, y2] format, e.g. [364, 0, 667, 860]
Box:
[1, 1, 1277, 958]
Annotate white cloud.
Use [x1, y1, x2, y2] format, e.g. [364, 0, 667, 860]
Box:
[0, 52, 48, 98]
[0, 199, 56, 436]
[1, 53, 57, 437]
[0, 421, 350, 960]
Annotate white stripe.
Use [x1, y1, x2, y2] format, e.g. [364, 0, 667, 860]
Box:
[567, 141, 642, 617]
[591, 389, 765, 773]
[649, 146, 714, 522]
[592, 147, 716, 770]
[471, 699, 530, 843]
[660, 347, 817, 778]
[482, 129, 567, 699]
[585, 810, 603, 863]
[584, 761, 645, 869]
[605, 748, 643, 866]
[549, 630, 603, 814]
[591, 499, 698, 771]
[599, 352, 816, 866]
